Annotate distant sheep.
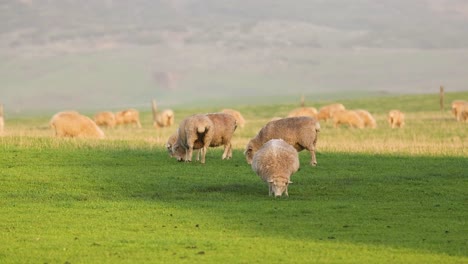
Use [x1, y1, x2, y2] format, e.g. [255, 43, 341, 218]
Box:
[152, 100, 174, 128]
[333, 110, 364, 129]
[115, 109, 142, 128]
[388, 110, 405, 128]
[460, 103, 468, 122]
[317, 103, 346, 122]
[94, 111, 116, 128]
[452, 100, 467, 121]
[251, 139, 299, 197]
[171, 114, 214, 164]
[355, 110, 377, 128]
[168, 113, 237, 161]
[287, 107, 318, 118]
[245, 116, 320, 166]
[50, 111, 105, 139]
[221, 108, 245, 128]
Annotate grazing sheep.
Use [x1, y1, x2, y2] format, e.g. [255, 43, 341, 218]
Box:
[333, 110, 364, 129]
[94, 111, 116, 128]
[388, 110, 405, 128]
[152, 100, 175, 128]
[245, 116, 320, 166]
[317, 103, 346, 122]
[0, 104, 4, 135]
[115, 109, 142, 128]
[50, 111, 105, 139]
[287, 107, 318, 118]
[251, 139, 299, 197]
[221, 108, 245, 128]
[168, 113, 237, 161]
[355, 109, 377, 128]
[171, 114, 214, 164]
[452, 100, 467, 121]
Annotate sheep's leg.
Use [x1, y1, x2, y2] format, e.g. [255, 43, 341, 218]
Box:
[196, 149, 200, 161]
[285, 186, 289, 197]
[222, 143, 231, 160]
[309, 146, 317, 166]
[227, 143, 233, 159]
[186, 146, 193, 162]
[200, 146, 207, 164]
[268, 183, 273, 196]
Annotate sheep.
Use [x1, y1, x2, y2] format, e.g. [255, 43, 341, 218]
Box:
[94, 111, 116, 128]
[115, 108, 142, 128]
[221, 108, 245, 128]
[317, 103, 346, 122]
[171, 114, 214, 164]
[355, 109, 377, 128]
[168, 113, 237, 161]
[50, 111, 105, 139]
[333, 110, 364, 129]
[251, 139, 299, 197]
[460, 102, 468, 122]
[388, 110, 405, 128]
[244, 116, 320, 166]
[287, 107, 318, 118]
[152, 99, 175, 128]
[452, 100, 467, 121]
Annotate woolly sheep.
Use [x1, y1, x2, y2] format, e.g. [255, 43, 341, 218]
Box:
[221, 108, 245, 128]
[460, 102, 468, 122]
[171, 114, 214, 164]
[388, 110, 405, 128]
[287, 107, 318, 118]
[355, 109, 377, 128]
[115, 109, 142, 128]
[244, 116, 320, 166]
[50, 111, 105, 139]
[94, 111, 116, 128]
[168, 113, 237, 161]
[152, 100, 175, 128]
[452, 100, 467, 121]
[317, 103, 345, 122]
[251, 139, 299, 197]
[333, 110, 364, 129]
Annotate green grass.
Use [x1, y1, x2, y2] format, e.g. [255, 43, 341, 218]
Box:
[1, 92, 467, 263]
[0, 139, 467, 263]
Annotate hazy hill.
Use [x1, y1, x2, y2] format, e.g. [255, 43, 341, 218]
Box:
[1, 0, 468, 113]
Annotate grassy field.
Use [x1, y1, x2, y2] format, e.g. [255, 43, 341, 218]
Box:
[0, 92, 467, 263]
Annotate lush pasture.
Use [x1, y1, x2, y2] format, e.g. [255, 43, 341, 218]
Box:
[0, 93, 467, 263]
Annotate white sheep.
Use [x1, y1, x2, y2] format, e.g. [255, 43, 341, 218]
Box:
[50, 111, 105, 139]
[245, 116, 320, 166]
[452, 100, 467, 121]
[115, 108, 142, 128]
[94, 111, 116, 128]
[251, 139, 299, 197]
[317, 103, 346, 122]
[152, 100, 175, 128]
[168, 113, 237, 161]
[355, 109, 377, 128]
[171, 114, 214, 164]
[221, 108, 245, 128]
[388, 110, 405, 128]
[333, 110, 365, 129]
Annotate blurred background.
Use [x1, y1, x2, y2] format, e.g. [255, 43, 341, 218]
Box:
[1, 0, 468, 115]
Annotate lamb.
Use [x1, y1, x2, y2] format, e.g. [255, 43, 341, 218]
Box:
[152, 99, 175, 128]
[287, 107, 318, 118]
[115, 108, 142, 128]
[333, 110, 364, 129]
[244, 116, 320, 166]
[221, 108, 245, 128]
[355, 109, 377, 128]
[171, 114, 214, 164]
[50, 111, 105, 139]
[317, 103, 346, 122]
[94, 111, 116, 128]
[451, 100, 467, 121]
[168, 113, 237, 161]
[388, 110, 405, 128]
[251, 139, 299, 197]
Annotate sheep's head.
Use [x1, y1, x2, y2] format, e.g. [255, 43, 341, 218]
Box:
[244, 141, 255, 164]
[171, 143, 186, 162]
[269, 178, 293, 197]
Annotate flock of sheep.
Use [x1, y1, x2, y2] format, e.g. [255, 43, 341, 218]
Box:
[0, 98, 466, 197]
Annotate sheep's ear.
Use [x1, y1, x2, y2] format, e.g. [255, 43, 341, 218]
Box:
[288, 181, 293, 184]
[268, 180, 274, 183]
